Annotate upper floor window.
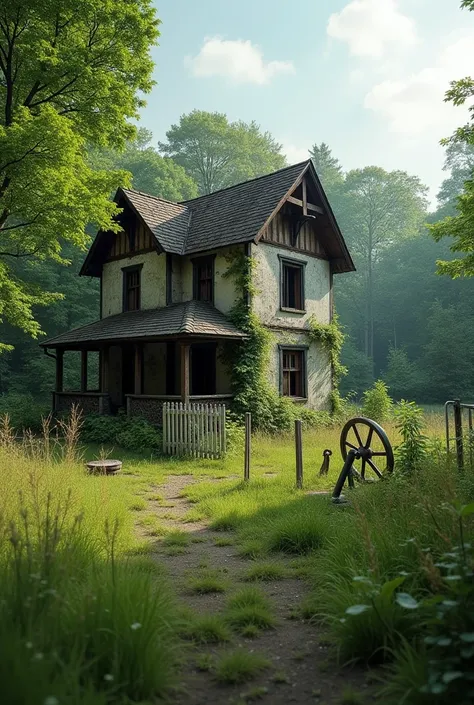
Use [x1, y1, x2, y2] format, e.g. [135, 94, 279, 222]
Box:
[280, 346, 307, 398]
[192, 255, 215, 303]
[279, 256, 306, 312]
[122, 265, 142, 312]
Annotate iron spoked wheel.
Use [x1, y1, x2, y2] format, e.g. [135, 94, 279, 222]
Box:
[340, 417, 394, 480]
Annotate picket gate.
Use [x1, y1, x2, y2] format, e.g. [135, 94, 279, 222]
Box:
[162, 402, 227, 458]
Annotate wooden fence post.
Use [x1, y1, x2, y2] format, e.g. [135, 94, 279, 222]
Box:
[295, 419, 303, 489]
[244, 412, 251, 481]
[454, 398, 464, 471]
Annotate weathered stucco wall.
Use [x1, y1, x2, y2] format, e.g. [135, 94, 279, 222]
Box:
[102, 252, 166, 318]
[250, 242, 331, 328]
[180, 246, 240, 314]
[266, 330, 332, 410]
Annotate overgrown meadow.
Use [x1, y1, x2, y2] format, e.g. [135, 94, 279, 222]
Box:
[0, 397, 471, 704]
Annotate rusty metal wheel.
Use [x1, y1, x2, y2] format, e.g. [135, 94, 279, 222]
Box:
[340, 417, 394, 480]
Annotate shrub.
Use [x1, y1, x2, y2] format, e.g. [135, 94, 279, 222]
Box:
[394, 401, 428, 474]
[385, 503, 474, 703]
[81, 413, 162, 452]
[362, 380, 392, 422]
[0, 393, 49, 433]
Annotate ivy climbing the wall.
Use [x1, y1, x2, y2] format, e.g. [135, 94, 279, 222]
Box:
[223, 249, 341, 432]
[308, 315, 347, 415]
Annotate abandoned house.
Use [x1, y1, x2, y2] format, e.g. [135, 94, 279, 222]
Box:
[41, 160, 355, 424]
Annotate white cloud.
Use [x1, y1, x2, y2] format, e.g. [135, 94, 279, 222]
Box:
[281, 142, 309, 164]
[327, 0, 417, 58]
[186, 37, 294, 85]
[364, 33, 474, 136]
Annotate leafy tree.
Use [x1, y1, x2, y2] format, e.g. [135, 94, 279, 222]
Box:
[428, 1, 474, 276]
[159, 110, 286, 194]
[339, 339, 373, 398]
[0, 0, 160, 347]
[89, 129, 198, 201]
[384, 347, 419, 401]
[337, 167, 428, 360]
[309, 142, 344, 195]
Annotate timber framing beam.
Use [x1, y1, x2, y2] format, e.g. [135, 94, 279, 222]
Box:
[286, 195, 323, 215]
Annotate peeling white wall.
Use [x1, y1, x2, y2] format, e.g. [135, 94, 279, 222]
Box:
[265, 330, 332, 410]
[180, 247, 240, 314]
[102, 252, 166, 318]
[251, 243, 331, 328]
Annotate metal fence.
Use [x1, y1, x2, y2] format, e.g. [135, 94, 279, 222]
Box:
[162, 402, 227, 459]
[445, 399, 474, 471]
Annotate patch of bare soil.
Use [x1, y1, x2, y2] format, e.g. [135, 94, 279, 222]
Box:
[140, 474, 377, 705]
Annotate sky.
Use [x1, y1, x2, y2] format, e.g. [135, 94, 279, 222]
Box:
[140, 0, 474, 207]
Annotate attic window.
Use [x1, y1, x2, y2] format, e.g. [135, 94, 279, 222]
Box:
[279, 256, 306, 312]
[192, 255, 215, 303]
[122, 264, 142, 312]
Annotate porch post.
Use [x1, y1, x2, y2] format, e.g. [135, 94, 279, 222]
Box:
[101, 345, 109, 393]
[55, 349, 64, 393]
[180, 342, 190, 403]
[134, 343, 143, 395]
[80, 350, 88, 392]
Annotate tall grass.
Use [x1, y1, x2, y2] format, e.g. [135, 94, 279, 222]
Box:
[0, 414, 181, 703]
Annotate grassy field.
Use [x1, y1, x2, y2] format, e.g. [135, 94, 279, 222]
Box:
[0, 408, 472, 704]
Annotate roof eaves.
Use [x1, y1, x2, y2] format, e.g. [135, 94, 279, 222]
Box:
[253, 163, 309, 244]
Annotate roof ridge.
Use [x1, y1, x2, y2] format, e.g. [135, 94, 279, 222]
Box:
[180, 160, 311, 204]
[122, 188, 185, 209]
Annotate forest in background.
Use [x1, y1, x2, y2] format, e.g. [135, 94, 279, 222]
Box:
[1, 108, 473, 409]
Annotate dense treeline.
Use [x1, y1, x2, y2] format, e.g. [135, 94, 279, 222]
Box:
[1, 110, 473, 406]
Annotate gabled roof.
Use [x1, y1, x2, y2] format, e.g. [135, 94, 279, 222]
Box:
[41, 301, 245, 349]
[81, 160, 355, 275]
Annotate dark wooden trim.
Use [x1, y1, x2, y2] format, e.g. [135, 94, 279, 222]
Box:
[80, 350, 88, 392]
[122, 263, 143, 312]
[180, 343, 190, 402]
[105, 247, 156, 264]
[166, 341, 176, 395]
[260, 238, 329, 261]
[101, 346, 110, 393]
[192, 254, 216, 303]
[279, 256, 306, 312]
[99, 274, 103, 320]
[286, 194, 323, 215]
[278, 344, 308, 399]
[134, 344, 143, 395]
[55, 349, 64, 393]
[166, 253, 173, 305]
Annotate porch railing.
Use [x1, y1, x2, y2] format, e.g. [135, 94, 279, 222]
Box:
[163, 402, 226, 459]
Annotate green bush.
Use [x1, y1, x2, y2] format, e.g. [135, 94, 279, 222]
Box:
[0, 393, 49, 432]
[394, 401, 428, 474]
[362, 380, 393, 422]
[81, 413, 162, 452]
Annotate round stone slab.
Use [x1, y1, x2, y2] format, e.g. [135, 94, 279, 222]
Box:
[86, 460, 122, 475]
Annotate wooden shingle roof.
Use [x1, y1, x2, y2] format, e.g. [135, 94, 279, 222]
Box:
[41, 301, 245, 348]
[81, 160, 354, 275]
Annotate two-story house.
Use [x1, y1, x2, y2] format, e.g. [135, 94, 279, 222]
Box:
[41, 160, 354, 424]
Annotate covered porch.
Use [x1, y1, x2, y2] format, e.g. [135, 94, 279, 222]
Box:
[41, 302, 244, 425]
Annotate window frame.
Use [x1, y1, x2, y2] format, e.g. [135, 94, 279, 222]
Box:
[192, 254, 216, 304]
[278, 255, 306, 313]
[122, 263, 143, 312]
[278, 345, 308, 400]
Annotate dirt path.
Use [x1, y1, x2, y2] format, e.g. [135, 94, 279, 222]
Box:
[140, 474, 375, 705]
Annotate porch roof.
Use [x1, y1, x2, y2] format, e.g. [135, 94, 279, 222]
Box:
[41, 301, 246, 348]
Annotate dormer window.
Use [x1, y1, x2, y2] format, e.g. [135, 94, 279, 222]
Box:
[192, 255, 215, 303]
[122, 264, 142, 311]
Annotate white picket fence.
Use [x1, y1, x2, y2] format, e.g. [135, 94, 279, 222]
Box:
[162, 402, 227, 458]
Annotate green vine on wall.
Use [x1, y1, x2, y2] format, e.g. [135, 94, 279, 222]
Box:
[222, 249, 297, 433]
[308, 314, 347, 414]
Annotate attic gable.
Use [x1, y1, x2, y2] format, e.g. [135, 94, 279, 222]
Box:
[80, 160, 354, 277]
